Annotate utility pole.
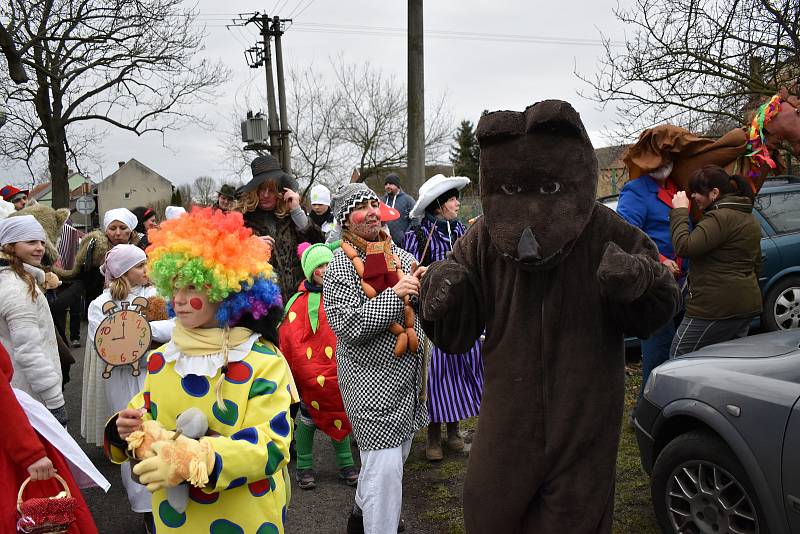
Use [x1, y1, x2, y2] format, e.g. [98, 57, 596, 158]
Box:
[407, 0, 425, 194]
[272, 16, 292, 174]
[258, 14, 281, 161]
[233, 13, 292, 167]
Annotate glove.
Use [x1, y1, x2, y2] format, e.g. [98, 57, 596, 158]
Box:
[48, 405, 69, 427]
[126, 420, 175, 460]
[596, 242, 658, 303]
[420, 262, 470, 321]
[132, 435, 215, 492]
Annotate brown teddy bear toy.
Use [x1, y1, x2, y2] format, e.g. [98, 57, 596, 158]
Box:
[420, 100, 681, 533]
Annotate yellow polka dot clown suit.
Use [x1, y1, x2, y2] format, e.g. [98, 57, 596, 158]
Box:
[104, 207, 298, 534]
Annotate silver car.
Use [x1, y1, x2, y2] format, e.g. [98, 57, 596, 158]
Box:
[635, 329, 800, 534]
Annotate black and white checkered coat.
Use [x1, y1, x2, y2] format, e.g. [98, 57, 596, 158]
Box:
[322, 245, 429, 451]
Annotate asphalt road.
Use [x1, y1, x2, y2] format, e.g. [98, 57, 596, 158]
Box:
[63, 323, 437, 533]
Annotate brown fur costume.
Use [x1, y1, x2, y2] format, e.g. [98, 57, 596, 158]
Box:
[420, 100, 681, 533]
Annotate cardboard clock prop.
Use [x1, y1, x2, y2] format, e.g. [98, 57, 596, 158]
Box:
[93, 296, 152, 379]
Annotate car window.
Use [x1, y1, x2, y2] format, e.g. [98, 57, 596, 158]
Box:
[755, 192, 800, 234]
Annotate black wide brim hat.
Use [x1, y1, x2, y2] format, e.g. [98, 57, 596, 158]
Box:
[238, 154, 299, 195]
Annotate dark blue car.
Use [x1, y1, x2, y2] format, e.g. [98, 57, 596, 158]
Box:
[601, 176, 800, 332]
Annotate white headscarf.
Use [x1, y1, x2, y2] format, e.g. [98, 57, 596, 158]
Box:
[0, 215, 47, 245]
[164, 206, 187, 220]
[102, 208, 137, 233]
[100, 244, 147, 285]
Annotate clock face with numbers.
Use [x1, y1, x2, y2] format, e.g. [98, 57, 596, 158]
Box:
[94, 301, 152, 368]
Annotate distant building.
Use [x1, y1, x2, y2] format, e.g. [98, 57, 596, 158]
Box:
[595, 145, 630, 197]
[29, 172, 92, 208]
[97, 159, 173, 221]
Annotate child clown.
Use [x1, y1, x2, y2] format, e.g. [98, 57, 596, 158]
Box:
[104, 207, 297, 533]
[279, 241, 358, 490]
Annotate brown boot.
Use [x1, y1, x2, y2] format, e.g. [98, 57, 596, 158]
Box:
[446, 421, 465, 452]
[426, 423, 443, 461]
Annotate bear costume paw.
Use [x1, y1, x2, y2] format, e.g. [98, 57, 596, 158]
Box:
[421, 262, 471, 320]
[597, 242, 657, 303]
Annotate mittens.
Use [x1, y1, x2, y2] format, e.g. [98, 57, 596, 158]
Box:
[132, 435, 215, 492]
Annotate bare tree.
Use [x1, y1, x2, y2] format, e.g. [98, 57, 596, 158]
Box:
[288, 66, 346, 200]
[192, 175, 217, 206]
[579, 0, 800, 138]
[333, 58, 452, 182]
[0, 0, 228, 208]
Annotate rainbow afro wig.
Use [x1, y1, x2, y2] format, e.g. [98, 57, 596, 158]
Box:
[147, 207, 282, 326]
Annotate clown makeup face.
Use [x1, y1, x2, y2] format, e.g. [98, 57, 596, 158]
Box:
[124, 261, 149, 287]
[10, 240, 45, 266]
[106, 221, 132, 245]
[172, 285, 220, 329]
[312, 263, 329, 286]
[346, 198, 381, 240]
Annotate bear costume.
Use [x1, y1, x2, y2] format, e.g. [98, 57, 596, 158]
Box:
[419, 100, 681, 533]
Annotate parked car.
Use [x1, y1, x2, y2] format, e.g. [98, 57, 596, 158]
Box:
[600, 176, 800, 331]
[634, 329, 800, 533]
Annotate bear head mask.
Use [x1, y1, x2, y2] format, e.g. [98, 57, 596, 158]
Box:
[476, 100, 598, 270]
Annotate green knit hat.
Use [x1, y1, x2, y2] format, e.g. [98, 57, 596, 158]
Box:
[298, 241, 340, 281]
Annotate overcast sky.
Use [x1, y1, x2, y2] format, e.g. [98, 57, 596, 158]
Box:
[4, 0, 631, 188]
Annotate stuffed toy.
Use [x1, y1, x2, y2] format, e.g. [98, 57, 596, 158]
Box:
[8, 203, 69, 266]
[420, 100, 681, 533]
[143, 295, 169, 322]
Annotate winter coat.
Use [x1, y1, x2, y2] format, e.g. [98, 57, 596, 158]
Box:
[383, 191, 416, 245]
[0, 260, 64, 409]
[322, 244, 428, 450]
[243, 209, 323, 302]
[670, 194, 762, 319]
[618, 175, 683, 266]
[279, 281, 351, 441]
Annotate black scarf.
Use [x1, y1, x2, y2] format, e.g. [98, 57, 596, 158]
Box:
[309, 208, 334, 227]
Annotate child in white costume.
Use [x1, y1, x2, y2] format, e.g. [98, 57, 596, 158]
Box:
[81, 245, 173, 516]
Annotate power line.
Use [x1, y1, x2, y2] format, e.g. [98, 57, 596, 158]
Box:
[194, 19, 623, 47]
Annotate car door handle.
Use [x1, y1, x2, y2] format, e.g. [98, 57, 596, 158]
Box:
[788, 494, 800, 514]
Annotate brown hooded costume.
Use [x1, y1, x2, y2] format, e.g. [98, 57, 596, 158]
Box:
[419, 100, 681, 533]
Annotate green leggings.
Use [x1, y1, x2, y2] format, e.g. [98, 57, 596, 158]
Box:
[295, 418, 354, 471]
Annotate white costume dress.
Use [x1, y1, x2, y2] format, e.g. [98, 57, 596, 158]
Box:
[80, 285, 173, 512]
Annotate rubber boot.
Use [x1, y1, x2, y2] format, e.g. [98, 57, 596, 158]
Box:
[446, 421, 465, 452]
[426, 423, 443, 461]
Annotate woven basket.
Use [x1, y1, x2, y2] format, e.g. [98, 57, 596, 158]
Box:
[16, 474, 77, 534]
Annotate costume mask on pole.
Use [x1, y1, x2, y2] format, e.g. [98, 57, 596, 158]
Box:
[476, 100, 598, 271]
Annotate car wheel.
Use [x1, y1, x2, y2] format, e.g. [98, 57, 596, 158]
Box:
[651, 430, 763, 534]
[763, 275, 800, 331]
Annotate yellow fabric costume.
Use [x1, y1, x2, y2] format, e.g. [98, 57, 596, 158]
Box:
[106, 338, 294, 533]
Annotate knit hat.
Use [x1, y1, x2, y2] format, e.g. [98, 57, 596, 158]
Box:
[297, 241, 338, 281]
[147, 207, 282, 325]
[333, 183, 379, 225]
[384, 173, 401, 187]
[0, 185, 28, 202]
[309, 184, 331, 206]
[0, 215, 46, 245]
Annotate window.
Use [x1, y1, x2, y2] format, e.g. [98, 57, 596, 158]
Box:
[123, 192, 131, 199]
[755, 191, 800, 234]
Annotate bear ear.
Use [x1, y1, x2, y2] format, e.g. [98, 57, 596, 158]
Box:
[523, 100, 591, 145]
[55, 208, 70, 228]
[476, 110, 525, 147]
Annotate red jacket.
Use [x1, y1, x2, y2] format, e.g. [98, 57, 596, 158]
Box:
[279, 282, 352, 441]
